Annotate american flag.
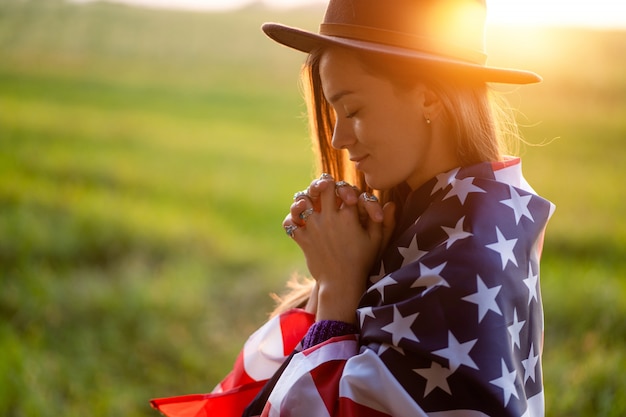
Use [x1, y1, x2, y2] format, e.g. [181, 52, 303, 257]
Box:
[150, 309, 315, 417]
[152, 157, 555, 417]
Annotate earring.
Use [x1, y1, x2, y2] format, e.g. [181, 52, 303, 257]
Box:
[425, 114, 431, 124]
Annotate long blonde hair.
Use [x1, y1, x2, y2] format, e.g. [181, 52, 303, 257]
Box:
[271, 47, 520, 316]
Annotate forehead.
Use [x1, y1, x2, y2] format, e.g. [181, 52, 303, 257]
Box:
[319, 48, 372, 102]
[319, 47, 362, 73]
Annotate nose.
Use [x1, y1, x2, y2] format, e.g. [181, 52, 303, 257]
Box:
[331, 119, 356, 150]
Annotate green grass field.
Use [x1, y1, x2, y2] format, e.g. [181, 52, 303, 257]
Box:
[1, 1, 625, 416]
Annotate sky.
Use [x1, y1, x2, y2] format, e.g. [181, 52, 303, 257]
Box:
[71, 0, 626, 29]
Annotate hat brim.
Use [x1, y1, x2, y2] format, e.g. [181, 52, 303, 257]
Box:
[262, 23, 542, 85]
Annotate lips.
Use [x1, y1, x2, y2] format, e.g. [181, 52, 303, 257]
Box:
[350, 154, 368, 163]
[350, 154, 369, 169]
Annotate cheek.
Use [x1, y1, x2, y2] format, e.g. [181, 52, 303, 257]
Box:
[397, 115, 428, 154]
[384, 129, 429, 176]
[352, 112, 390, 146]
[352, 118, 366, 138]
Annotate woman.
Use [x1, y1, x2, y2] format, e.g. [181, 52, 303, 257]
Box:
[151, 0, 554, 416]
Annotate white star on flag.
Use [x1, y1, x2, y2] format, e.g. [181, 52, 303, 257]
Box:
[461, 275, 502, 323]
[369, 262, 387, 284]
[381, 305, 420, 345]
[398, 234, 428, 267]
[431, 168, 460, 195]
[443, 177, 486, 205]
[523, 263, 539, 305]
[432, 331, 479, 372]
[521, 344, 540, 383]
[378, 343, 405, 356]
[414, 361, 454, 396]
[489, 359, 520, 407]
[441, 216, 473, 249]
[367, 274, 399, 302]
[507, 308, 526, 349]
[486, 226, 518, 269]
[358, 306, 376, 328]
[500, 185, 534, 225]
[411, 262, 450, 292]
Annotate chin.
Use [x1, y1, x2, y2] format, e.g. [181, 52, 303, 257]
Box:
[364, 174, 398, 192]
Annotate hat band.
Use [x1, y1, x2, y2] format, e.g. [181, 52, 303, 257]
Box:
[319, 23, 487, 65]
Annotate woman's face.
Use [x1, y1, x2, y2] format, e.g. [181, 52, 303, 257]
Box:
[319, 48, 457, 191]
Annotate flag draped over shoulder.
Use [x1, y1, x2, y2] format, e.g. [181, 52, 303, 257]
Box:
[261, 158, 554, 417]
[152, 158, 554, 417]
[150, 309, 315, 417]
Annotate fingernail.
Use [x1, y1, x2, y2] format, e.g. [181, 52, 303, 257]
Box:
[315, 179, 328, 188]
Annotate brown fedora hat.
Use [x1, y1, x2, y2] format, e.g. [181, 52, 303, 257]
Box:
[262, 0, 541, 84]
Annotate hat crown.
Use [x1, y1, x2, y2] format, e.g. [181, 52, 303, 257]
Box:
[320, 0, 487, 64]
[261, 0, 541, 84]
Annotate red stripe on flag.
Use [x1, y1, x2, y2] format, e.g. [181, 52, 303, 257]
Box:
[150, 380, 267, 417]
[491, 157, 520, 172]
[218, 350, 256, 392]
[279, 309, 315, 355]
[310, 360, 348, 414]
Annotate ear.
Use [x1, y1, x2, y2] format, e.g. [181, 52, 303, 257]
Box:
[416, 83, 444, 122]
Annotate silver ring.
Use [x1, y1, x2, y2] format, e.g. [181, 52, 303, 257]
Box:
[362, 193, 379, 203]
[335, 181, 350, 197]
[293, 190, 309, 201]
[319, 173, 333, 181]
[284, 224, 298, 238]
[299, 208, 315, 221]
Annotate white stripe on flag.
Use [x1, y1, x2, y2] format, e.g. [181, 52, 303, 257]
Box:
[428, 411, 490, 417]
[523, 391, 545, 417]
[493, 159, 535, 194]
[243, 313, 288, 381]
[275, 371, 332, 417]
[267, 338, 357, 417]
[340, 348, 429, 416]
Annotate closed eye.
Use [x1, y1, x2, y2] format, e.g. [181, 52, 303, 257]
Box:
[346, 110, 359, 119]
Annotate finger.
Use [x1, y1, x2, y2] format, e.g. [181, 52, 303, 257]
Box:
[306, 173, 332, 200]
[293, 189, 310, 203]
[293, 174, 333, 216]
[305, 175, 334, 213]
[298, 207, 315, 223]
[365, 201, 395, 249]
[317, 174, 339, 212]
[289, 198, 314, 227]
[335, 181, 359, 207]
[282, 211, 298, 230]
[304, 173, 335, 212]
[359, 192, 384, 223]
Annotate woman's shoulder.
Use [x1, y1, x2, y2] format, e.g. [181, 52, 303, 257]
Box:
[403, 159, 553, 248]
[377, 159, 554, 281]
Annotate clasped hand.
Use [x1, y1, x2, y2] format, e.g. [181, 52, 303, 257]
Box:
[283, 174, 395, 323]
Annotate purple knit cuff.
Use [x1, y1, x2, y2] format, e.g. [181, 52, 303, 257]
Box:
[301, 320, 359, 350]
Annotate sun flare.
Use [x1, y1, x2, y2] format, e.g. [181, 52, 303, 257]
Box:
[486, 0, 626, 29]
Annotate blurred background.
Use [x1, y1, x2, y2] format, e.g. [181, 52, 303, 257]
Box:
[0, 0, 624, 416]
